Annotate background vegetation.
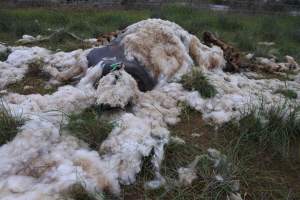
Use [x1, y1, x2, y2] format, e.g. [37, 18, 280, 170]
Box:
[0, 5, 300, 61]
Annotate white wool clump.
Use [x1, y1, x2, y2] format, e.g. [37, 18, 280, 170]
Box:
[100, 113, 169, 185]
[0, 46, 50, 89]
[43, 49, 90, 82]
[256, 55, 299, 72]
[6, 46, 50, 68]
[121, 19, 225, 81]
[0, 62, 26, 89]
[177, 167, 198, 186]
[170, 136, 186, 145]
[16, 35, 36, 44]
[177, 156, 200, 186]
[96, 68, 140, 108]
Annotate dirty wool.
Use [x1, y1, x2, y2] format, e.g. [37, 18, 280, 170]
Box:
[0, 19, 299, 199]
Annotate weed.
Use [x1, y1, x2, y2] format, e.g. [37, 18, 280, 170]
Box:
[275, 89, 298, 99]
[181, 69, 217, 98]
[0, 100, 24, 146]
[65, 106, 114, 151]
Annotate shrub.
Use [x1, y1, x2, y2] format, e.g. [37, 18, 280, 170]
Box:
[181, 69, 217, 98]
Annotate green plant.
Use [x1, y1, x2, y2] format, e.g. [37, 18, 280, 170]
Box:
[233, 101, 300, 157]
[275, 89, 298, 99]
[181, 69, 217, 98]
[65, 106, 114, 151]
[0, 48, 10, 62]
[0, 100, 24, 145]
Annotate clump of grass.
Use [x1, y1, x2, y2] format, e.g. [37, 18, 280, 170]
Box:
[0, 47, 10, 62]
[0, 100, 24, 145]
[234, 33, 256, 52]
[275, 89, 298, 99]
[233, 102, 300, 157]
[65, 106, 114, 151]
[12, 19, 42, 38]
[181, 69, 217, 98]
[195, 149, 241, 200]
[63, 183, 105, 200]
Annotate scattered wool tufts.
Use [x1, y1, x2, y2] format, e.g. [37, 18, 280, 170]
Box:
[177, 156, 201, 186]
[256, 55, 299, 72]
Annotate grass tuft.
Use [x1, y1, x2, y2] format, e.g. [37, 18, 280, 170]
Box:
[65, 106, 114, 151]
[233, 102, 300, 157]
[62, 183, 105, 200]
[0, 100, 24, 146]
[275, 89, 298, 99]
[181, 69, 217, 98]
[0, 47, 10, 62]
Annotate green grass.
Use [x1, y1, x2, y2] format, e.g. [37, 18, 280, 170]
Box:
[275, 89, 298, 99]
[64, 106, 114, 151]
[180, 69, 217, 98]
[0, 48, 10, 62]
[232, 102, 300, 157]
[0, 5, 300, 61]
[0, 100, 24, 145]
